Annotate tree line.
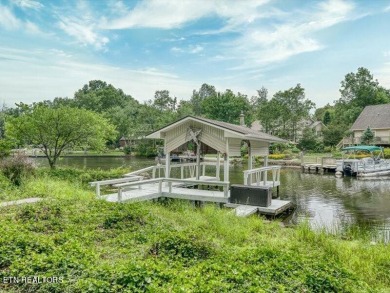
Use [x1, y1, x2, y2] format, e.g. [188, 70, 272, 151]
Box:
[0, 67, 389, 168]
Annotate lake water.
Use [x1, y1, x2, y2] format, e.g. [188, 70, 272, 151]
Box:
[34, 156, 390, 241]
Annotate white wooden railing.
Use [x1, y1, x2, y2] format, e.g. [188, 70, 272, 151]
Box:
[243, 166, 281, 187]
[92, 177, 230, 202]
[124, 162, 222, 180]
[90, 176, 144, 198]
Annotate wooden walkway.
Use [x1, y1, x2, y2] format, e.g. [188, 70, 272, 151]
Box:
[301, 157, 337, 173]
[91, 163, 292, 218]
[226, 200, 294, 217]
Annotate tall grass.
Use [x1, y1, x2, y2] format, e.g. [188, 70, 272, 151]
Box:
[0, 168, 389, 292]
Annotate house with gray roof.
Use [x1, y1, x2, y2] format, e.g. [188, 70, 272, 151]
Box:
[348, 104, 390, 146]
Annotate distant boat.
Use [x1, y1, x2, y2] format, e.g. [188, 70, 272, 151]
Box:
[336, 145, 390, 177]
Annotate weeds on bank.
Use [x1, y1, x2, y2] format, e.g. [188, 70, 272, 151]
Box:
[0, 168, 388, 292]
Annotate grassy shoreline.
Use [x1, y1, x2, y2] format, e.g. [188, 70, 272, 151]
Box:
[0, 168, 389, 292]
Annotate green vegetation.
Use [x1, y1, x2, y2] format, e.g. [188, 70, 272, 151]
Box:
[5, 105, 116, 168]
[316, 67, 390, 147]
[0, 169, 389, 292]
[1, 67, 390, 159]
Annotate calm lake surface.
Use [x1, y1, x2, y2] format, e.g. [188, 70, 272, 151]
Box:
[34, 156, 390, 241]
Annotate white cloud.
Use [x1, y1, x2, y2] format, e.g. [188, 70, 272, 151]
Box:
[103, 0, 270, 30]
[0, 5, 44, 34]
[0, 46, 193, 105]
[0, 5, 21, 29]
[54, 2, 110, 50]
[58, 18, 109, 50]
[171, 45, 203, 54]
[376, 62, 390, 88]
[228, 0, 355, 69]
[170, 47, 183, 53]
[189, 45, 203, 54]
[12, 0, 43, 10]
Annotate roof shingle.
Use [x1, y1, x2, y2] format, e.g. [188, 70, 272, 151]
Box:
[350, 104, 390, 130]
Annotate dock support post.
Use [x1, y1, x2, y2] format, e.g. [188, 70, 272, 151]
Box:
[96, 183, 100, 198]
[158, 179, 162, 195]
[216, 151, 221, 180]
[165, 151, 170, 186]
[264, 155, 268, 167]
[196, 143, 201, 180]
[248, 144, 252, 185]
[224, 153, 229, 182]
[118, 188, 122, 202]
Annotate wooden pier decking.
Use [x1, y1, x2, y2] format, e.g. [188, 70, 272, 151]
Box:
[301, 157, 337, 173]
[91, 163, 293, 218]
[225, 201, 294, 217]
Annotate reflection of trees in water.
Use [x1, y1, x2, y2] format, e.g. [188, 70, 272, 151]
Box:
[280, 169, 390, 238]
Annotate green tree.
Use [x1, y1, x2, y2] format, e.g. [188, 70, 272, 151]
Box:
[190, 83, 217, 115]
[6, 105, 116, 169]
[153, 90, 176, 111]
[201, 89, 251, 124]
[323, 111, 331, 125]
[257, 98, 282, 134]
[322, 124, 346, 147]
[74, 80, 135, 112]
[360, 127, 375, 145]
[272, 84, 315, 141]
[339, 67, 390, 108]
[298, 128, 323, 152]
[334, 67, 390, 127]
[176, 100, 194, 118]
[250, 86, 268, 108]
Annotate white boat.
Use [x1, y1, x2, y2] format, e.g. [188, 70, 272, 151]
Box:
[336, 145, 390, 177]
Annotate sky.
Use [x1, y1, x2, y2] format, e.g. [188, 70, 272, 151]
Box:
[0, 0, 390, 109]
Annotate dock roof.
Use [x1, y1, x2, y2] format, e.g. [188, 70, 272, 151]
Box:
[146, 115, 286, 143]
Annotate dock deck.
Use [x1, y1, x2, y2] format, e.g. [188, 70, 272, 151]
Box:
[92, 163, 292, 218]
[105, 182, 229, 204]
[225, 200, 294, 217]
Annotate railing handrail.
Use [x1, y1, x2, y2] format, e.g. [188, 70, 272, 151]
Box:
[90, 175, 143, 186]
[243, 165, 281, 186]
[114, 177, 229, 187]
[124, 162, 223, 180]
[101, 177, 230, 201]
[114, 178, 163, 188]
[126, 162, 222, 174]
[125, 166, 157, 176]
[243, 165, 281, 175]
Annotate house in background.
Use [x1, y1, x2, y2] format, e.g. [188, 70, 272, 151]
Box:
[251, 119, 325, 142]
[343, 104, 390, 146]
[308, 121, 326, 137]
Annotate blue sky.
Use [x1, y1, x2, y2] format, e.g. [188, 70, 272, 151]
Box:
[0, 0, 390, 108]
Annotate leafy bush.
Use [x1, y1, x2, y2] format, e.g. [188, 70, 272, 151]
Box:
[36, 167, 130, 185]
[270, 143, 290, 154]
[123, 146, 132, 155]
[0, 153, 36, 185]
[268, 154, 286, 160]
[150, 233, 214, 263]
[134, 142, 157, 157]
[323, 146, 334, 153]
[291, 147, 300, 153]
[384, 148, 390, 159]
[0, 139, 12, 158]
